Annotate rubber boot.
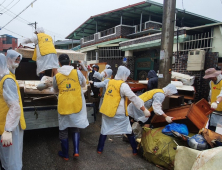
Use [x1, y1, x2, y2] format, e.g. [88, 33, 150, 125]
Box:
[97, 134, 107, 154]
[127, 134, 137, 155]
[72, 132, 80, 157]
[58, 138, 69, 160]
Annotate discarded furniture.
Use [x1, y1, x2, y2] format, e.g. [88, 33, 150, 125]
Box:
[151, 99, 212, 133]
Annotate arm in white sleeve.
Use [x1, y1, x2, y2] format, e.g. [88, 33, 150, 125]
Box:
[3, 79, 21, 132]
[152, 93, 165, 116]
[209, 81, 211, 101]
[93, 71, 103, 81]
[22, 35, 38, 45]
[217, 85, 222, 98]
[79, 62, 88, 72]
[94, 81, 106, 88]
[52, 76, 59, 93]
[120, 83, 144, 110]
[77, 70, 86, 87]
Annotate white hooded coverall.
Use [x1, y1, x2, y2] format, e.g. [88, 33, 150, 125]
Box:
[100, 66, 144, 135]
[0, 54, 24, 170]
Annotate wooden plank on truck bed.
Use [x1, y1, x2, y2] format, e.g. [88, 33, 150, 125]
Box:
[16, 48, 85, 61]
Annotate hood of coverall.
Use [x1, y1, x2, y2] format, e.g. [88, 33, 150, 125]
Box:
[114, 66, 130, 82]
[6, 50, 22, 74]
[106, 64, 111, 69]
[35, 27, 45, 34]
[147, 70, 158, 79]
[104, 69, 113, 79]
[162, 84, 178, 96]
[0, 53, 10, 79]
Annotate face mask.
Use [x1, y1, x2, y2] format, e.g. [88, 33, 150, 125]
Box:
[12, 63, 19, 68]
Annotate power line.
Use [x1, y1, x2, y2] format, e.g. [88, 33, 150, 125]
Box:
[1, 0, 37, 29]
[0, 0, 6, 6]
[2, 0, 20, 13]
[3, 27, 26, 38]
[0, 0, 14, 12]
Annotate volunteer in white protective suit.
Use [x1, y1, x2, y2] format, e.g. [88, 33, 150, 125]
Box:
[22, 27, 59, 78]
[128, 84, 178, 127]
[97, 66, 150, 155]
[0, 54, 26, 170]
[6, 49, 22, 78]
[93, 64, 112, 81]
[53, 54, 89, 160]
[203, 68, 222, 131]
[89, 69, 113, 108]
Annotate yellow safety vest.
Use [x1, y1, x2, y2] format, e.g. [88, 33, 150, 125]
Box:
[0, 75, 26, 135]
[139, 89, 164, 112]
[100, 79, 128, 117]
[32, 33, 57, 61]
[211, 81, 222, 111]
[56, 69, 82, 115]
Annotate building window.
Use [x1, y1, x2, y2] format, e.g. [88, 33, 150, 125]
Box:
[86, 50, 96, 61]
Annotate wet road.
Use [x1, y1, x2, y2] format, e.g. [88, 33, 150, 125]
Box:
[22, 113, 160, 170]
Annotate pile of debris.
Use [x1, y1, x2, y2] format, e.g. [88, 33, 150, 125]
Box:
[133, 98, 222, 170]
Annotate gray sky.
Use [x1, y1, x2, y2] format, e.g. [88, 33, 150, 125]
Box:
[0, 0, 222, 44]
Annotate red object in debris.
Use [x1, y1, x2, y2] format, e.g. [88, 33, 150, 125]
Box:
[130, 87, 145, 92]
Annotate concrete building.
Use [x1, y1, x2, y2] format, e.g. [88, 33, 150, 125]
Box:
[0, 34, 18, 54]
[54, 39, 80, 50]
[66, 0, 222, 101]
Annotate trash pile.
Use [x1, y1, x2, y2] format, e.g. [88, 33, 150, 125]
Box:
[132, 98, 222, 170]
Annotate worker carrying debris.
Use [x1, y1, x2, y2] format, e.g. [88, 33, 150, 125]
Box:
[89, 68, 113, 108]
[0, 54, 26, 170]
[97, 66, 150, 155]
[128, 84, 178, 127]
[203, 68, 222, 131]
[22, 27, 59, 78]
[88, 65, 101, 98]
[53, 54, 89, 160]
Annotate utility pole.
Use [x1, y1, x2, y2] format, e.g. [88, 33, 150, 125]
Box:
[158, 0, 176, 88]
[28, 21, 37, 31]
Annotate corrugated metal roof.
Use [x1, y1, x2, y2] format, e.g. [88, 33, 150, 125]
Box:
[54, 39, 80, 46]
[66, 0, 219, 40]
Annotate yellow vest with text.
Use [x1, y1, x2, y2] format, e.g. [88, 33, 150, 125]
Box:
[211, 81, 222, 111]
[0, 75, 26, 135]
[32, 33, 56, 61]
[100, 79, 128, 117]
[56, 69, 82, 115]
[139, 89, 164, 112]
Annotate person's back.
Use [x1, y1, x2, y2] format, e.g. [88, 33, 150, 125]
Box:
[147, 70, 158, 91]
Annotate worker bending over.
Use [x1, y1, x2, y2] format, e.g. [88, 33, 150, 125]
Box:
[53, 54, 89, 160]
[203, 68, 222, 131]
[0, 54, 26, 170]
[128, 84, 178, 127]
[98, 66, 149, 155]
[22, 27, 59, 78]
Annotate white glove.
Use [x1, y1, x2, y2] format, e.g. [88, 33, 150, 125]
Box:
[143, 109, 151, 117]
[165, 116, 173, 123]
[89, 81, 93, 84]
[211, 102, 218, 110]
[1, 131, 12, 147]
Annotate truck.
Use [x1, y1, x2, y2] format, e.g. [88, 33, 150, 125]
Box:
[15, 47, 95, 130]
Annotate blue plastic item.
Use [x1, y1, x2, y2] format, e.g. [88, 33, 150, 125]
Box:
[187, 134, 208, 150]
[162, 123, 189, 136]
